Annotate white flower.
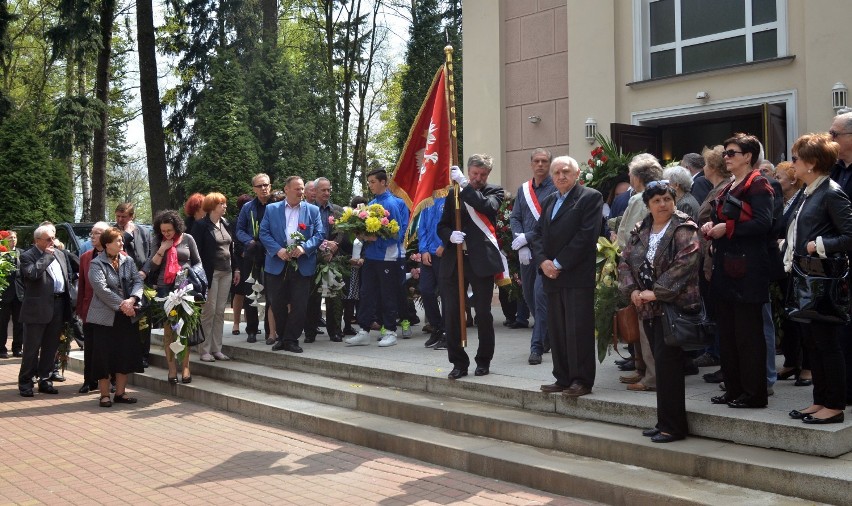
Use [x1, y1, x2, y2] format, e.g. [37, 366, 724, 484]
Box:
[252, 282, 264, 292]
[245, 275, 255, 284]
[250, 301, 259, 307]
[596, 160, 603, 167]
[169, 340, 185, 355]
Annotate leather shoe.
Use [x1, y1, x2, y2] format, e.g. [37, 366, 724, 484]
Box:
[20, 389, 34, 397]
[795, 378, 813, 386]
[642, 428, 660, 437]
[314, 328, 325, 335]
[727, 398, 766, 409]
[789, 408, 815, 419]
[710, 395, 730, 405]
[563, 382, 592, 397]
[507, 320, 528, 329]
[78, 384, 96, 394]
[528, 352, 542, 365]
[50, 372, 66, 382]
[272, 341, 303, 353]
[802, 412, 845, 424]
[474, 366, 489, 376]
[330, 333, 343, 342]
[540, 383, 566, 393]
[703, 369, 724, 383]
[304, 334, 316, 344]
[447, 368, 467, 380]
[265, 336, 277, 345]
[651, 433, 684, 443]
[38, 381, 58, 394]
[246, 333, 257, 343]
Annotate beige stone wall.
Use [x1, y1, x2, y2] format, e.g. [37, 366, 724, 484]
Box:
[502, 0, 568, 196]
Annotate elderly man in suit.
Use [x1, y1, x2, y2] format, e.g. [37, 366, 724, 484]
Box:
[307, 176, 345, 342]
[260, 175, 324, 353]
[18, 224, 75, 397]
[438, 154, 508, 380]
[530, 156, 603, 398]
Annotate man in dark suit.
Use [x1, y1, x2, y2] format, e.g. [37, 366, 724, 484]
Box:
[306, 177, 344, 342]
[259, 175, 325, 353]
[438, 154, 508, 380]
[530, 156, 603, 397]
[17, 224, 74, 397]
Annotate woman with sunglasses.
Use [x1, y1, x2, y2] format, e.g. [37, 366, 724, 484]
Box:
[618, 181, 700, 442]
[701, 133, 777, 409]
[785, 133, 852, 424]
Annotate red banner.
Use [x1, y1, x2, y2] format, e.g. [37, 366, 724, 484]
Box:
[390, 66, 452, 243]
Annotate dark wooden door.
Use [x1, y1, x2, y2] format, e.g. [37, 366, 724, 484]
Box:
[611, 123, 662, 159]
[762, 103, 787, 164]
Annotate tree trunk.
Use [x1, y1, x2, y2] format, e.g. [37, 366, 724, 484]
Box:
[136, 0, 169, 214]
[64, 45, 78, 219]
[78, 62, 92, 220]
[261, 0, 277, 48]
[90, 0, 115, 222]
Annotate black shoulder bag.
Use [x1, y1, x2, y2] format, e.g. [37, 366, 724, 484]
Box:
[786, 253, 850, 324]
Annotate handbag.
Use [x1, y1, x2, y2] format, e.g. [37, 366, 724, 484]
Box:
[613, 304, 640, 345]
[187, 325, 206, 346]
[660, 300, 716, 351]
[785, 254, 850, 324]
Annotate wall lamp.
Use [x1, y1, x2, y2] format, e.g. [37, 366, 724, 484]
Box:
[833, 82, 848, 112]
[584, 117, 598, 144]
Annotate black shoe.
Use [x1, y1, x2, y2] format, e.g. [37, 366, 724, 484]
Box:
[181, 375, 192, 384]
[727, 398, 766, 409]
[703, 369, 724, 383]
[13, 351, 22, 357]
[528, 352, 542, 365]
[330, 333, 343, 342]
[433, 339, 448, 350]
[683, 363, 699, 376]
[314, 328, 325, 336]
[78, 384, 93, 394]
[273, 341, 303, 353]
[50, 372, 66, 382]
[802, 412, 845, 424]
[474, 366, 489, 376]
[507, 321, 529, 329]
[794, 378, 813, 386]
[710, 395, 730, 405]
[141, 358, 149, 369]
[789, 408, 815, 419]
[642, 428, 660, 437]
[343, 327, 357, 336]
[38, 381, 58, 394]
[424, 331, 443, 348]
[409, 315, 420, 325]
[304, 335, 316, 344]
[651, 433, 684, 443]
[0, 351, 8, 359]
[318, 317, 327, 327]
[20, 389, 34, 397]
[247, 333, 257, 343]
[447, 368, 468, 380]
[502, 320, 514, 327]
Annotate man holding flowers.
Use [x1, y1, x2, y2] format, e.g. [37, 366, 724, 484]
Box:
[236, 172, 273, 343]
[260, 176, 325, 353]
[345, 168, 409, 348]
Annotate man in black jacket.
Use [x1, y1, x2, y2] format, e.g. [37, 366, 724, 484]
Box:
[438, 154, 507, 380]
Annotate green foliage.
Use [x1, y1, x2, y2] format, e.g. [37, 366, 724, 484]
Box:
[579, 134, 636, 203]
[0, 109, 73, 226]
[593, 237, 625, 362]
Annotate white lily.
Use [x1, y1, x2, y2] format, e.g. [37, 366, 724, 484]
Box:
[246, 292, 258, 301]
[252, 281, 264, 292]
[250, 301, 259, 307]
[155, 286, 195, 316]
[169, 340, 185, 355]
[245, 274, 255, 284]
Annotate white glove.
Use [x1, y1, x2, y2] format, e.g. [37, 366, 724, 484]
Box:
[450, 166, 468, 188]
[511, 233, 528, 250]
[450, 231, 466, 244]
[518, 246, 532, 265]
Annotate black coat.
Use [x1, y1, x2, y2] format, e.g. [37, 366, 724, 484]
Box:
[788, 177, 852, 256]
[18, 246, 74, 324]
[438, 184, 505, 279]
[190, 215, 238, 284]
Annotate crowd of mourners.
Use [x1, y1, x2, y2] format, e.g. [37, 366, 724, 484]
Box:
[4, 111, 852, 444]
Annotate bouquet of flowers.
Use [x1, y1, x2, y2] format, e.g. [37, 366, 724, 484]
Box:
[333, 203, 400, 240]
[286, 228, 306, 269]
[593, 236, 626, 362]
[0, 230, 16, 293]
[495, 196, 522, 301]
[580, 134, 635, 197]
[149, 270, 204, 361]
[315, 255, 349, 298]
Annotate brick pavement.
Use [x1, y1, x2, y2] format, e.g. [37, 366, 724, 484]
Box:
[0, 360, 593, 506]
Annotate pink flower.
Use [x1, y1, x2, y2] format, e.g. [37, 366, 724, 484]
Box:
[381, 217, 389, 226]
[328, 216, 336, 225]
[358, 211, 368, 219]
[384, 210, 390, 217]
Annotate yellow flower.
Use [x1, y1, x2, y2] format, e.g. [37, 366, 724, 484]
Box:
[369, 203, 384, 216]
[169, 309, 178, 317]
[341, 208, 352, 222]
[365, 217, 381, 233]
[388, 220, 400, 234]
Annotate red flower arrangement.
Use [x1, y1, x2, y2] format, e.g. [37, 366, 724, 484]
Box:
[298, 223, 307, 231]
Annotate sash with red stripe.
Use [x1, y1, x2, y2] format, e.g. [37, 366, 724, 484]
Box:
[463, 203, 512, 286]
[521, 179, 542, 221]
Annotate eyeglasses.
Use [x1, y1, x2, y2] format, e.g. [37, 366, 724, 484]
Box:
[645, 180, 670, 191]
[253, 183, 271, 189]
[723, 150, 743, 158]
[829, 130, 852, 139]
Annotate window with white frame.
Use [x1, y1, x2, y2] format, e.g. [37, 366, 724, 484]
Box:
[635, 0, 788, 80]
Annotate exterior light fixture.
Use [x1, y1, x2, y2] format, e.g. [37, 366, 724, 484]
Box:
[584, 117, 598, 144]
[833, 82, 848, 112]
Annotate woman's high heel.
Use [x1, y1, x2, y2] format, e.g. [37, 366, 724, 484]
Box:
[168, 376, 178, 385]
[778, 367, 800, 380]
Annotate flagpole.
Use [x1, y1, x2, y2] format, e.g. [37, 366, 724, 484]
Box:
[444, 43, 467, 348]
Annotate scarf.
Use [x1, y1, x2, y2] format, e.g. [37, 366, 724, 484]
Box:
[163, 233, 183, 285]
[783, 175, 829, 272]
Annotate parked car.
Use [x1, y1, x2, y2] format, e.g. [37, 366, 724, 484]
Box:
[13, 222, 93, 258]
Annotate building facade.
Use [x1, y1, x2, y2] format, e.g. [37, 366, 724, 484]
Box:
[462, 0, 852, 193]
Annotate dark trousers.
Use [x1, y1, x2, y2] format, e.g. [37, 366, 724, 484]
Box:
[546, 287, 596, 388]
[802, 321, 847, 409]
[242, 258, 268, 336]
[18, 298, 66, 389]
[0, 299, 22, 354]
[266, 265, 312, 345]
[324, 296, 342, 336]
[419, 256, 442, 331]
[717, 300, 767, 406]
[838, 323, 852, 404]
[498, 285, 516, 321]
[306, 289, 322, 334]
[645, 317, 688, 438]
[357, 259, 402, 331]
[440, 258, 494, 370]
[82, 322, 95, 386]
[781, 317, 810, 370]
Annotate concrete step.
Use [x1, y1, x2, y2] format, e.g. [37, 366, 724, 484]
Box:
[150, 330, 852, 460]
[66, 351, 816, 505]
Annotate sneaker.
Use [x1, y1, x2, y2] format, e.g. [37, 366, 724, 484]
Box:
[379, 326, 386, 340]
[378, 331, 398, 347]
[422, 324, 434, 334]
[344, 329, 371, 346]
[200, 353, 215, 362]
[424, 331, 443, 348]
[433, 338, 448, 350]
[693, 352, 720, 368]
[401, 320, 412, 339]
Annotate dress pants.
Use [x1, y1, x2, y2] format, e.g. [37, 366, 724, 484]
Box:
[82, 322, 95, 386]
[324, 295, 342, 336]
[520, 263, 549, 354]
[0, 299, 22, 355]
[440, 256, 494, 370]
[645, 317, 687, 438]
[546, 287, 596, 388]
[18, 297, 66, 390]
[357, 259, 401, 331]
[242, 256, 267, 335]
[802, 321, 847, 410]
[199, 270, 231, 355]
[637, 320, 656, 389]
[267, 265, 311, 344]
[419, 256, 443, 331]
[717, 300, 767, 406]
[837, 324, 852, 404]
[306, 289, 322, 334]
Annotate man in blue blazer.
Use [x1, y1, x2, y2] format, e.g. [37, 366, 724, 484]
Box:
[260, 175, 324, 353]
